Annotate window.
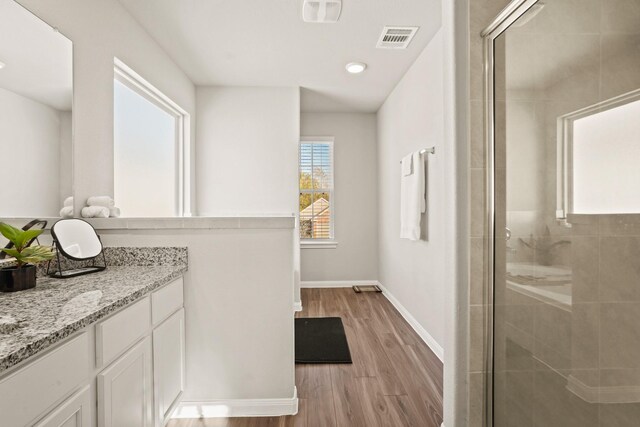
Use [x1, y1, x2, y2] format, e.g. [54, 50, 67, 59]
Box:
[557, 89, 640, 217]
[299, 138, 334, 241]
[113, 59, 190, 217]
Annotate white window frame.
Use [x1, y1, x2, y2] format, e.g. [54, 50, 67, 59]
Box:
[114, 58, 192, 217]
[299, 137, 337, 249]
[556, 88, 640, 219]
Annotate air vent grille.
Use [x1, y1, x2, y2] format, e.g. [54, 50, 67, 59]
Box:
[376, 26, 419, 49]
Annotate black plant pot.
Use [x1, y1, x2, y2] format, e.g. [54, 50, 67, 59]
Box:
[0, 265, 37, 292]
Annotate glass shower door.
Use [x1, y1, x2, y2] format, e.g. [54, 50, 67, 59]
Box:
[489, 0, 640, 426]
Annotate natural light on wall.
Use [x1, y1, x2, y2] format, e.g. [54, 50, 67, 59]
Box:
[114, 78, 178, 217]
[571, 97, 640, 214]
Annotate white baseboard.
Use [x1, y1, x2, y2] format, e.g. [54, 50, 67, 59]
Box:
[293, 301, 303, 312]
[300, 280, 379, 288]
[172, 387, 298, 418]
[376, 282, 444, 362]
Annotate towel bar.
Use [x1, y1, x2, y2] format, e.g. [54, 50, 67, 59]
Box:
[399, 147, 435, 163]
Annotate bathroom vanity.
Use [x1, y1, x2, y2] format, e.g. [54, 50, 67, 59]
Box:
[0, 249, 187, 427]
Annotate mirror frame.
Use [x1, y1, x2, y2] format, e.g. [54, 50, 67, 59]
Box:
[50, 218, 103, 261]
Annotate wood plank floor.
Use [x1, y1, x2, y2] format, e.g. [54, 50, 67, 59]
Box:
[168, 288, 443, 427]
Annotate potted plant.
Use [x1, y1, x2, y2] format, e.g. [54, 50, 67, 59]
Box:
[0, 222, 55, 292]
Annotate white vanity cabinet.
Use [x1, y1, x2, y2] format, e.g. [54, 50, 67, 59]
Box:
[97, 337, 153, 427]
[0, 276, 185, 427]
[33, 386, 92, 427]
[0, 333, 90, 427]
[96, 277, 185, 427]
[153, 309, 185, 425]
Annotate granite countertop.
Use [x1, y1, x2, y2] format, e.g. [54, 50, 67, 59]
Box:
[0, 248, 187, 374]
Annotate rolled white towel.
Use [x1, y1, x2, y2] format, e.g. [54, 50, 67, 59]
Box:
[109, 207, 121, 218]
[63, 196, 73, 207]
[59, 206, 74, 218]
[86, 196, 115, 208]
[81, 206, 109, 218]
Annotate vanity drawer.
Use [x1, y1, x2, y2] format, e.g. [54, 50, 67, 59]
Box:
[152, 277, 184, 325]
[96, 296, 151, 367]
[0, 333, 89, 427]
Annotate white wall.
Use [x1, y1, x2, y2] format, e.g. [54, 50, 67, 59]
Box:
[0, 87, 63, 217]
[196, 85, 301, 306]
[195, 87, 299, 216]
[94, 223, 296, 405]
[377, 30, 447, 350]
[18, 0, 197, 213]
[300, 113, 378, 281]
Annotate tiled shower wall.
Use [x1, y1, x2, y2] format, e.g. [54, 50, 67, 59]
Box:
[468, 0, 640, 425]
[468, 0, 512, 425]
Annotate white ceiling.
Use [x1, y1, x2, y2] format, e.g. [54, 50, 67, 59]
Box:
[117, 0, 442, 113]
[0, 0, 72, 111]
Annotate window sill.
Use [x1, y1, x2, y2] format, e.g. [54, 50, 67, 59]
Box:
[301, 240, 338, 249]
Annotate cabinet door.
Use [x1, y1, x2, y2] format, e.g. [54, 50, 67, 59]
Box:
[98, 337, 153, 427]
[153, 308, 185, 426]
[34, 385, 91, 427]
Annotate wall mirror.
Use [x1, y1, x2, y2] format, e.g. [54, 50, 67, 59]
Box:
[0, 0, 73, 219]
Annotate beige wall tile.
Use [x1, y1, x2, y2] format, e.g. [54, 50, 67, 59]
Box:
[600, 368, 640, 388]
[568, 214, 600, 236]
[468, 372, 486, 427]
[602, 0, 640, 34]
[600, 302, 640, 369]
[534, 303, 572, 355]
[470, 237, 486, 305]
[470, 100, 485, 168]
[470, 304, 487, 373]
[599, 237, 640, 302]
[534, 0, 601, 34]
[470, 168, 486, 237]
[599, 215, 640, 236]
[599, 402, 640, 427]
[571, 236, 599, 303]
[571, 303, 599, 370]
[601, 34, 640, 100]
[533, 360, 599, 427]
[505, 370, 534, 427]
[470, 33, 484, 102]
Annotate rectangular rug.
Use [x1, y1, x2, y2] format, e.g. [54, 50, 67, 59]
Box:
[295, 317, 352, 364]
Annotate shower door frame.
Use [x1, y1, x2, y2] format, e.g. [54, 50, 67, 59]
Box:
[480, 0, 541, 425]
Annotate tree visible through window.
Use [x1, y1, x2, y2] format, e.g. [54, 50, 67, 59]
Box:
[299, 141, 333, 240]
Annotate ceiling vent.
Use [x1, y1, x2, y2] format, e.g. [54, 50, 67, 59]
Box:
[376, 26, 419, 49]
[303, 0, 342, 23]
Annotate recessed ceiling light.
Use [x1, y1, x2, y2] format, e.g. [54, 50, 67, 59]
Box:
[0, 61, 5, 70]
[346, 62, 366, 74]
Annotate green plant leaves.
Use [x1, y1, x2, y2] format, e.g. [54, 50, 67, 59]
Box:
[0, 222, 52, 267]
[0, 248, 21, 259]
[0, 223, 43, 250]
[0, 222, 21, 244]
[19, 245, 55, 264]
[14, 229, 43, 250]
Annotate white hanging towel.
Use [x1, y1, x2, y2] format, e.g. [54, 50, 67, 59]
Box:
[400, 151, 426, 240]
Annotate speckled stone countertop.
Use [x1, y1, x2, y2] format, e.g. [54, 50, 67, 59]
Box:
[0, 247, 187, 374]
